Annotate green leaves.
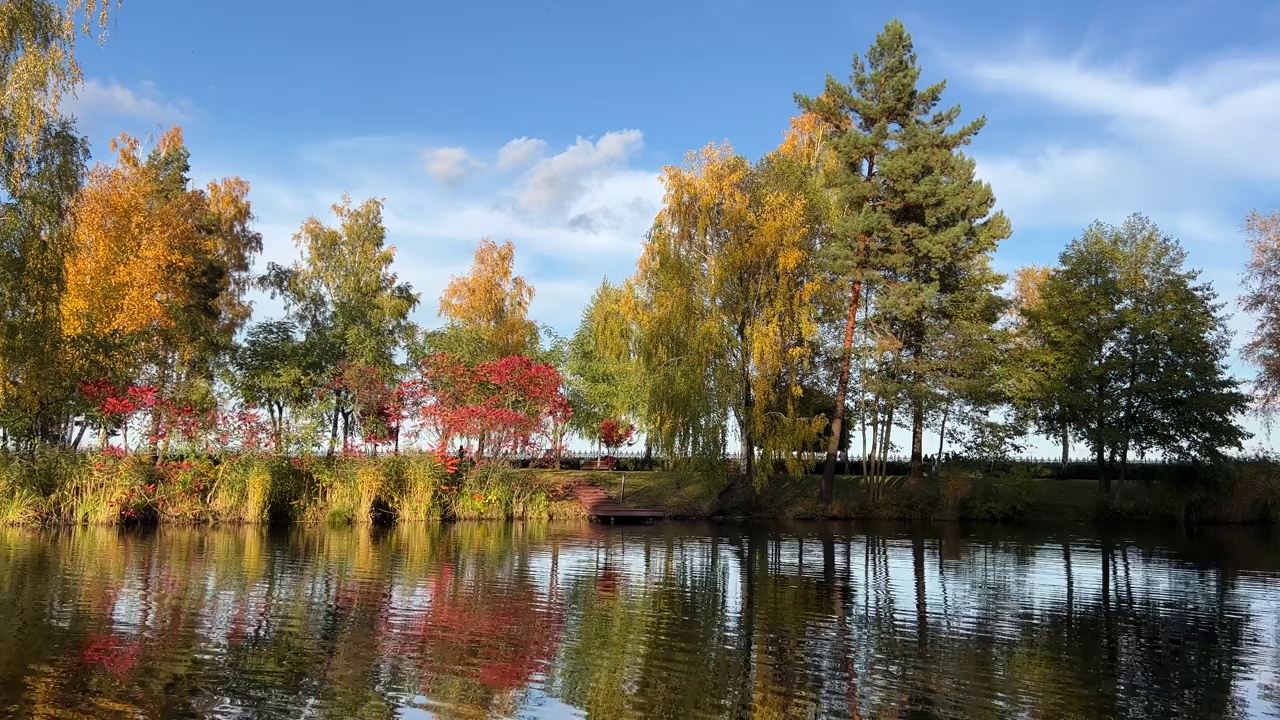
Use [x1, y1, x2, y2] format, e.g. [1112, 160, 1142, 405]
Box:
[1024, 215, 1248, 482]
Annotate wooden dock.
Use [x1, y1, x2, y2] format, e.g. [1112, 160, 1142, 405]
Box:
[569, 480, 663, 523]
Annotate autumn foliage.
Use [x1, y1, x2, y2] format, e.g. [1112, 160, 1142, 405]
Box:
[598, 418, 635, 453]
[414, 353, 571, 457]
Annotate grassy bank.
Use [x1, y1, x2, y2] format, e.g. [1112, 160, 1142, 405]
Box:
[569, 465, 1280, 524]
[0, 451, 585, 527]
[4, 450, 1278, 526]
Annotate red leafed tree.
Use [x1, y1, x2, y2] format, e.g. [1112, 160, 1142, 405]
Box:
[340, 362, 409, 452]
[414, 353, 571, 457]
[598, 418, 635, 454]
[79, 381, 160, 450]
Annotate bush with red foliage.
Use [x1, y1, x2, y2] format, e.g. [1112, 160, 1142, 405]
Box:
[412, 353, 572, 457]
[598, 418, 635, 454]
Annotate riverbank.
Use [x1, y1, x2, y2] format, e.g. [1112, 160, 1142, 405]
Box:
[576, 468, 1280, 524]
[2, 450, 1277, 526]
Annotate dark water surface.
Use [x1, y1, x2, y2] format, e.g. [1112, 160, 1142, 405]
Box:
[1, 522, 1279, 719]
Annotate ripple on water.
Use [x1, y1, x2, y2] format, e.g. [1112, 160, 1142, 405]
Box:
[0, 522, 1279, 718]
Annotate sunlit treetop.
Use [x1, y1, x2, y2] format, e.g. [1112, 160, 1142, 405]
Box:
[0, 0, 118, 178]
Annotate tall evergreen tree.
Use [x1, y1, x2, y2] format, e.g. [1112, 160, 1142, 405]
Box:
[798, 20, 1010, 495]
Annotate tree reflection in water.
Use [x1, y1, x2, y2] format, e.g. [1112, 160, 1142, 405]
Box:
[0, 522, 1277, 718]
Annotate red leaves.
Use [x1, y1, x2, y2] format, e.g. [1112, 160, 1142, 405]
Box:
[79, 380, 158, 420]
[599, 418, 635, 452]
[81, 634, 140, 677]
[341, 362, 409, 447]
[413, 353, 571, 456]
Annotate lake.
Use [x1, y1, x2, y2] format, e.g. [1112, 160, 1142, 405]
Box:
[0, 522, 1278, 719]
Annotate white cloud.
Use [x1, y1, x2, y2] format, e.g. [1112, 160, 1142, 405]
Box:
[518, 130, 645, 215]
[969, 54, 1280, 183]
[966, 50, 1278, 246]
[64, 79, 191, 123]
[241, 130, 661, 333]
[424, 146, 483, 185]
[497, 136, 548, 171]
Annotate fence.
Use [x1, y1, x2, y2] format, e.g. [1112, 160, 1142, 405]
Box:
[512, 449, 1171, 466]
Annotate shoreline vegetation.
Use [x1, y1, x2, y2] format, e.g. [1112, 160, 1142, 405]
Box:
[4, 12, 1280, 530]
[3, 451, 1278, 527]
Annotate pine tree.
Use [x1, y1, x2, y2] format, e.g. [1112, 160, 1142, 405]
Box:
[798, 20, 1010, 496]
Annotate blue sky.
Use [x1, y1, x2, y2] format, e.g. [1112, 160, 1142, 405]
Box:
[69, 0, 1280, 452]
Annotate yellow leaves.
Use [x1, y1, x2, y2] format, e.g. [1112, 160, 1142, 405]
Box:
[779, 111, 830, 169]
[439, 237, 538, 359]
[0, 0, 118, 179]
[1008, 264, 1052, 332]
[778, 93, 847, 170]
[61, 127, 262, 357]
[636, 141, 825, 472]
[63, 158, 196, 338]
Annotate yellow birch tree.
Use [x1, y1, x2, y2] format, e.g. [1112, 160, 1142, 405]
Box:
[438, 237, 538, 361]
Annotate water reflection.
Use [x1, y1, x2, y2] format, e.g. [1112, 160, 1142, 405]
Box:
[0, 522, 1278, 719]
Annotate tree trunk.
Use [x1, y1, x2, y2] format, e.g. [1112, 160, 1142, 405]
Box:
[274, 401, 285, 452]
[327, 401, 340, 458]
[1059, 423, 1070, 478]
[739, 320, 757, 493]
[1096, 442, 1108, 494]
[909, 398, 925, 479]
[1095, 379, 1109, 494]
[146, 411, 161, 460]
[71, 422, 87, 451]
[868, 394, 881, 478]
[821, 274, 864, 504]
[882, 403, 895, 472]
[858, 387, 868, 479]
[935, 404, 948, 472]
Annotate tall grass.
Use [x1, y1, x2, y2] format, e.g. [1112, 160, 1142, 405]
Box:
[7, 449, 1273, 526]
[383, 454, 448, 522]
[209, 454, 275, 523]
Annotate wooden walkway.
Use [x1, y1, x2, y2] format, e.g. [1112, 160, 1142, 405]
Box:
[569, 480, 663, 523]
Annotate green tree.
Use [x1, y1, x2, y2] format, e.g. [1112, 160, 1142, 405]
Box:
[0, 0, 112, 446]
[798, 19, 1010, 494]
[0, 118, 86, 446]
[1024, 215, 1248, 491]
[263, 196, 419, 454]
[232, 320, 334, 451]
[1007, 264, 1077, 473]
[566, 279, 644, 448]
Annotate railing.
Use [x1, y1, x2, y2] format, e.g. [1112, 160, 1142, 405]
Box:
[511, 450, 1177, 466]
